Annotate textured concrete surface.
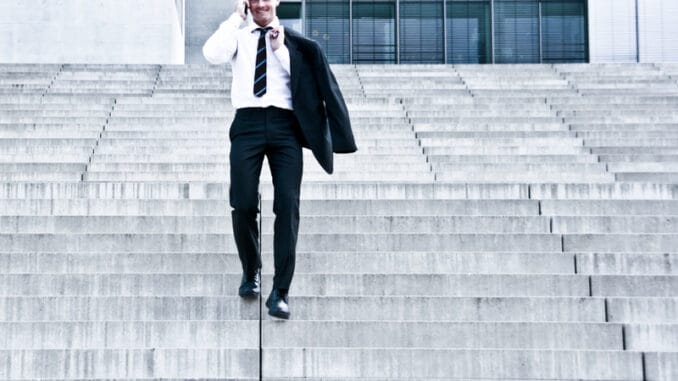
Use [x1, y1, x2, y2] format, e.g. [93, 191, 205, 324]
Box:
[0, 62, 676, 379]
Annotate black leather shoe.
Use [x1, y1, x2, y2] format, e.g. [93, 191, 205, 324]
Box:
[265, 289, 290, 319]
[238, 272, 260, 298]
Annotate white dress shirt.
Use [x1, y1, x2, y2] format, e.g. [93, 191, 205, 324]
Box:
[203, 14, 293, 111]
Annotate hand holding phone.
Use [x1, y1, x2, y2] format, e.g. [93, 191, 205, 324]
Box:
[236, 0, 248, 20]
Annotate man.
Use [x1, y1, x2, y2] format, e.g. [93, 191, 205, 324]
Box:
[203, 0, 356, 319]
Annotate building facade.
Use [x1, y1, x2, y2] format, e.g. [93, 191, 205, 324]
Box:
[276, 0, 587, 64]
[2, 0, 675, 65]
[263, 0, 677, 65]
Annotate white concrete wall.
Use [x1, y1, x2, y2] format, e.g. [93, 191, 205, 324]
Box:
[588, 0, 678, 63]
[638, 0, 678, 62]
[0, 0, 185, 64]
[587, 0, 638, 63]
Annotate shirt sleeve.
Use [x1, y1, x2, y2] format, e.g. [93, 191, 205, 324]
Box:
[202, 13, 244, 64]
[273, 44, 291, 76]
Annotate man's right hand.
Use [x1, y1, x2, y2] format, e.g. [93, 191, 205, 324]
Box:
[235, 0, 249, 20]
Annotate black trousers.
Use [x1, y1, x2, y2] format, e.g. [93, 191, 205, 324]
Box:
[229, 106, 304, 291]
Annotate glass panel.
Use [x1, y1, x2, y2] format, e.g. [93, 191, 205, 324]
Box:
[541, 0, 587, 63]
[400, 1, 444, 63]
[494, 0, 539, 63]
[278, 2, 303, 34]
[306, 0, 350, 64]
[447, 0, 492, 64]
[352, 1, 397, 64]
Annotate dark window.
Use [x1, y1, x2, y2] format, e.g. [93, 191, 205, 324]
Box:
[494, 0, 540, 63]
[301, 0, 587, 65]
[353, 1, 397, 63]
[278, 2, 303, 33]
[447, 0, 492, 64]
[305, 0, 350, 64]
[400, 1, 444, 63]
[541, 0, 587, 63]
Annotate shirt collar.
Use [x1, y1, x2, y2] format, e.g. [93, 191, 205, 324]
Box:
[250, 17, 280, 33]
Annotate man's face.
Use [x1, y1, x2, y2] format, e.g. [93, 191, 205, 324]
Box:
[249, 0, 280, 27]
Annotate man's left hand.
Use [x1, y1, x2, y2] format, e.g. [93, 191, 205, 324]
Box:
[269, 26, 284, 51]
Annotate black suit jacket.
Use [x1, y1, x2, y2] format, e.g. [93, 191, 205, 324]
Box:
[284, 29, 357, 174]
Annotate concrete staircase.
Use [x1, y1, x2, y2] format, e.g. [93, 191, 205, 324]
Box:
[0, 62, 676, 380]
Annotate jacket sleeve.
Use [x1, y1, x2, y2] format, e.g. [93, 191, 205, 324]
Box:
[311, 43, 358, 153]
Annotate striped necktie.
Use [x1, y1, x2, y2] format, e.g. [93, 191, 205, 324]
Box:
[253, 27, 272, 97]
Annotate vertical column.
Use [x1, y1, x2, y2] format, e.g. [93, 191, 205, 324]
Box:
[443, 0, 448, 64]
[538, 1, 543, 63]
[634, 0, 640, 62]
[491, 0, 495, 64]
[350, 0, 354, 63]
[396, 0, 400, 64]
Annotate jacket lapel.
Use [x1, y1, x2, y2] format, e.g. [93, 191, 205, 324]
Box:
[285, 33, 302, 98]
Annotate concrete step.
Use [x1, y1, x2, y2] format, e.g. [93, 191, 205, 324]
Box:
[261, 321, 623, 349]
[94, 138, 415, 148]
[84, 162, 431, 174]
[1, 251, 574, 274]
[423, 145, 589, 155]
[553, 216, 678, 233]
[624, 324, 678, 351]
[94, 144, 423, 155]
[428, 154, 598, 164]
[592, 275, 678, 296]
[411, 116, 562, 124]
[541, 200, 678, 215]
[258, 348, 641, 379]
[407, 110, 555, 118]
[0, 233, 564, 252]
[0, 163, 85, 172]
[0, 348, 258, 379]
[0, 321, 258, 349]
[435, 172, 614, 183]
[414, 122, 567, 131]
[599, 154, 678, 162]
[644, 352, 678, 381]
[0, 199, 541, 216]
[559, 110, 678, 118]
[0, 173, 83, 181]
[0, 296, 602, 322]
[419, 137, 584, 147]
[0, 215, 554, 234]
[577, 131, 678, 139]
[607, 297, 678, 323]
[0, 181, 532, 200]
[608, 162, 678, 172]
[81, 171, 436, 182]
[530, 183, 678, 200]
[576, 253, 678, 275]
[417, 131, 574, 139]
[563, 234, 678, 252]
[614, 172, 678, 183]
[88, 153, 426, 164]
[0, 273, 589, 296]
[433, 162, 607, 173]
[570, 123, 678, 131]
[591, 147, 678, 155]
[0, 154, 89, 163]
[0, 110, 110, 117]
[0, 181, 674, 200]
